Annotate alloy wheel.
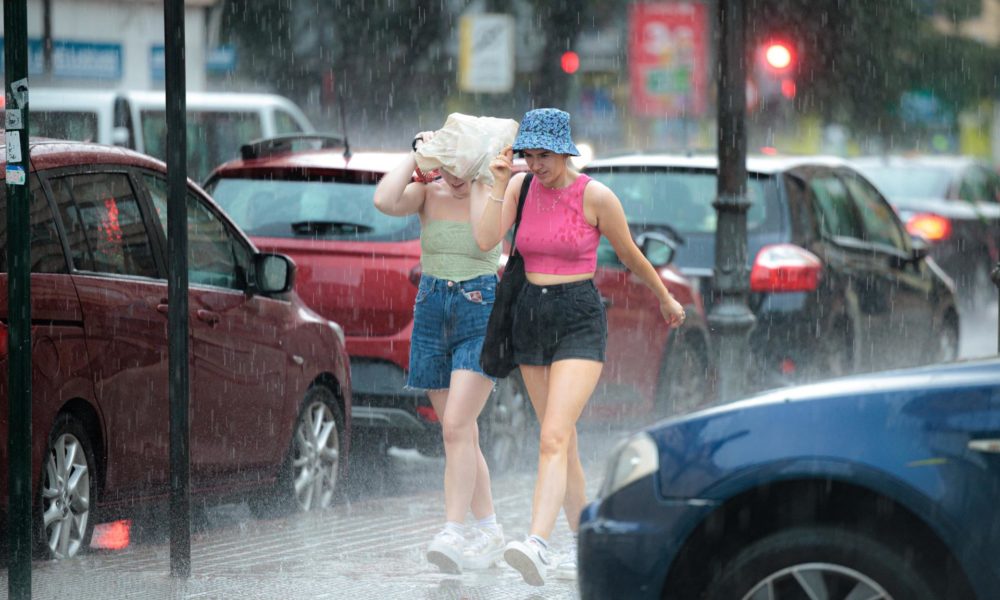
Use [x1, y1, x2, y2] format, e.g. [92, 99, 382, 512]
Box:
[42, 432, 92, 559]
[742, 562, 892, 600]
[484, 377, 528, 474]
[291, 400, 340, 511]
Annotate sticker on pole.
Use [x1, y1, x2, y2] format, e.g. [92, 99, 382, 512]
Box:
[6, 130, 22, 163]
[10, 78, 28, 109]
[6, 165, 26, 185]
[5, 109, 23, 130]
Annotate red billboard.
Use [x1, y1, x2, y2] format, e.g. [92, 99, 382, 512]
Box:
[629, 2, 709, 118]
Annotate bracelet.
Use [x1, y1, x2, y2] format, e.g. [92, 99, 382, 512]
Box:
[411, 135, 424, 152]
[488, 193, 504, 203]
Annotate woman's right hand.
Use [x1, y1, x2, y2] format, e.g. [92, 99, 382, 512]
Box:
[413, 130, 435, 151]
[489, 146, 514, 187]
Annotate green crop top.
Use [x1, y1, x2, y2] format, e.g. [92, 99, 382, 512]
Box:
[420, 220, 501, 281]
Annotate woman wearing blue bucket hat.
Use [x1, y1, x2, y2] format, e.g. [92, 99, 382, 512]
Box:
[474, 108, 686, 587]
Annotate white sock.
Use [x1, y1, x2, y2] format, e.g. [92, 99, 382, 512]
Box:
[528, 534, 549, 550]
[443, 521, 464, 536]
[474, 514, 499, 532]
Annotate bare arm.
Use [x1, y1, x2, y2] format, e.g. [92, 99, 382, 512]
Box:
[590, 181, 686, 327]
[373, 133, 431, 216]
[474, 147, 522, 250]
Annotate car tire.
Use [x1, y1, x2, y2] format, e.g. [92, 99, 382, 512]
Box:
[656, 336, 709, 416]
[704, 526, 942, 600]
[251, 385, 344, 518]
[39, 414, 98, 560]
[480, 371, 533, 475]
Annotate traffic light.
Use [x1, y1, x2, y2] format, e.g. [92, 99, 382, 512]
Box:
[561, 51, 580, 74]
[763, 41, 794, 71]
[755, 40, 797, 101]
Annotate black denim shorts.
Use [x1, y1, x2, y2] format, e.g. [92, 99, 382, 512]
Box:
[512, 279, 607, 365]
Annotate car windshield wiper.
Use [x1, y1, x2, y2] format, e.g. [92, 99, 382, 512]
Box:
[291, 220, 374, 235]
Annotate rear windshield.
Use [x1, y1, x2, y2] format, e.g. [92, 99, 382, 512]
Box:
[853, 165, 952, 200]
[207, 176, 419, 242]
[584, 167, 781, 234]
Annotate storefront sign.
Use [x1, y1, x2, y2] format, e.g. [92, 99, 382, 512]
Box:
[628, 2, 708, 118]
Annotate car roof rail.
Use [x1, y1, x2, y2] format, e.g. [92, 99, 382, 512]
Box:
[240, 134, 347, 160]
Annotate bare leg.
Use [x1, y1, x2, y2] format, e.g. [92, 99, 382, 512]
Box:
[520, 360, 602, 539]
[427, 370, 496, 524]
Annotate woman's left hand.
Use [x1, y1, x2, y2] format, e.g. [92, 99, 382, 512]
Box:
[660, 295, 686, 328]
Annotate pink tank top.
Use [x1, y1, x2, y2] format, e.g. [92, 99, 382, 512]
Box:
[515, 174, 601, 275]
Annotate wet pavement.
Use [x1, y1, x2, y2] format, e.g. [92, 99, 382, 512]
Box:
[1, 429, 626, 600]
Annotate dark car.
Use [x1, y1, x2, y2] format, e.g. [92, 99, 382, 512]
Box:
[203, 137, 712, 471]
[578, 357, 1000, 599]
[851, 155, 1000, 310]
[584, 154, 960, 389]
[0, 137, 352, 560]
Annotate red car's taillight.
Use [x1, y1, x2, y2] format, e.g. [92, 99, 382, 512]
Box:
[750, 244, 823, 293]
[0, 323, 8, 358]
[416, 405, 439, 423]
[906, 212, 952, 242]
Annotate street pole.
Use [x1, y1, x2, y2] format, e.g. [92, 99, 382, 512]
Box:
[992, 260, 999, 353]
[5, 1, 33, 598]
[165, 0, 192, 578]
[710, 0, 756, 402]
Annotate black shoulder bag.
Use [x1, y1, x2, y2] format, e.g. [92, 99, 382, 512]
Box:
[480, 174, 533, 378]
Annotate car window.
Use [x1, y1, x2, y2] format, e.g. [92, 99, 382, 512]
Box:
[143, 174, 252, 290]
[208, 176, 420, 242]
[141, 110, 264, 182]
[959, 167, 991, 203]
[48, 172, 158, 277]
[584, 168, 778, 234]
[274, 110, 304, 134]
[842, 172, 907, 250]
[853, 164, 952, 201]
[27, 110, 101, 143]
[0, 176, 67, 273]
[809, 175, 863, 240]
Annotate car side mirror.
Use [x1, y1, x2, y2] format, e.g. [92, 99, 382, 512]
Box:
[635, 231, 676, 267]
[909, 238, 930, 262]
[254, 253, 295, 294]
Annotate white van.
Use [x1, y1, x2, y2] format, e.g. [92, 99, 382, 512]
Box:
[15, 89, 315, 182]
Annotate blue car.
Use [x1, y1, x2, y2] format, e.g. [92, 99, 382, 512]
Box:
[579, 358, 1000, 599]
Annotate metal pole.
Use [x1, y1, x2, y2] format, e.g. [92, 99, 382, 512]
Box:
[992, 260, 999, 353]
[709, 0, 756, 402]
[5, 1, 33, 597]
[165, 0, 192, 578]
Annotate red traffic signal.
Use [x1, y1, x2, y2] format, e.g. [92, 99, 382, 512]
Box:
[763, 41, 794, 71]
[561, 51, 580, 74]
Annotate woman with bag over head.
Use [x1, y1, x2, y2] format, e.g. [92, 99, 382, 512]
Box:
[373, 125, 509, 574]
[474, 108, 685, 586]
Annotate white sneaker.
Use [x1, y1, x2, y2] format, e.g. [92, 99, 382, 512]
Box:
[426, 528, 465, 574]
[462, 525, 505, 570]
[552, 553, 577, 581]
[503, 537, 550, 586]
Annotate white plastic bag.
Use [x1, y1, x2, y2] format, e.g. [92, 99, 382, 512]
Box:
[415, 113, 519, 185]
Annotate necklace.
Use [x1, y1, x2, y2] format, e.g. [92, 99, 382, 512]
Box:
[536, 182, 572, 212]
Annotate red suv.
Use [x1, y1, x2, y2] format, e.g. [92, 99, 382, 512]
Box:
[0, 136, 352, 560]
[205, 136, 712, 466]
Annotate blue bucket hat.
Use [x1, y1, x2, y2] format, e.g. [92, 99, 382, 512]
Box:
[512, 108, 580, 156]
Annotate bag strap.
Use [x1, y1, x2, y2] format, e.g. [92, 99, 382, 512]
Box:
[509, 173, 533, 255]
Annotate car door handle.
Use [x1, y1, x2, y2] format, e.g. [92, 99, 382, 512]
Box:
[156, 303, 169, 315]
[196, 309, 221, 326]
[968, 439, 1000, 454]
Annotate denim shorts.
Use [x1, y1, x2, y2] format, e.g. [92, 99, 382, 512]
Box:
[512, 279, 607, 365]
[406, 273, 498, 390]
